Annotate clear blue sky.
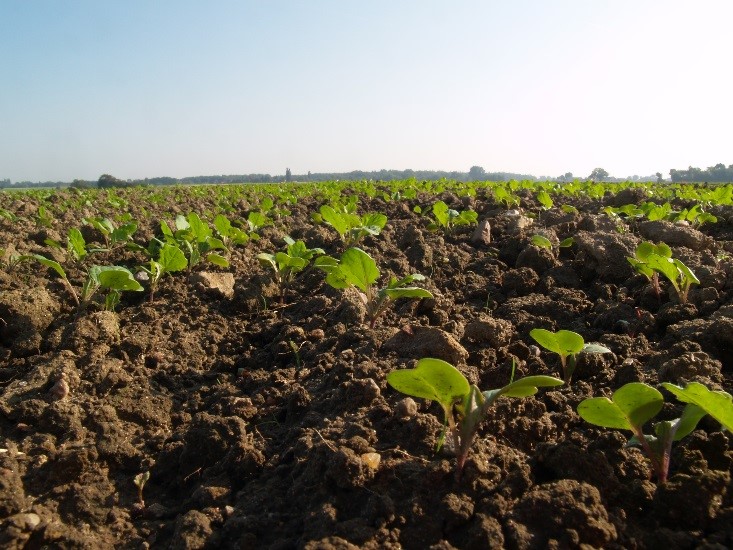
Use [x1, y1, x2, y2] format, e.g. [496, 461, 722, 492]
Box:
[2, 1, 732, 182]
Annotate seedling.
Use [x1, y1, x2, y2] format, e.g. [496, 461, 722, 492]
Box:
[387, 358, 563, 478]
[140, 243, 188, 302]
[578, 381, 733, 483]
[529, 234, 573, 251]
[80, 265, 144, 311]
[627, 241, 671, 300]
[315, 247, 433, 327]
[160, 213, 229, 270]
[213, 214, 251, 246]
[318, 204, 388, 246]
[536, 190, 553, 210]
[530, 234, 553, 249]
[23, 254, 142, 311]
[245, 210, 271, 234]
[529, 328, 611, 383]
[35, 205, 53, 228]
[133, 471, 150, 507]
[257, 236, 324, 303]
[493, 187, 521, 208]
[427, 201, 478, 234]
[0, 247, 24, 271]
[82, 216, 138, 251]
[645, 254, 699, 305]
[25, 254, 79, 305]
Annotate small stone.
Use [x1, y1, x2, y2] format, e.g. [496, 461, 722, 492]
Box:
[22, 513, 41, 530]
[48, 373, 69, 401]
[361, 452, 381, 470]
[188, 271, 235, 299]
[395, 397, 418, 418]
[471, 219, 491, 245]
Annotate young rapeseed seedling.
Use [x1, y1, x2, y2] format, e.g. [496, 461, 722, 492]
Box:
[257, 237, 324, 303]
[427, 201, 478, 235]
[578, 381, 733, 483]
[315, 247, 432, 327]
[388, 358, 563, 479]
[529, 328, 611, 383]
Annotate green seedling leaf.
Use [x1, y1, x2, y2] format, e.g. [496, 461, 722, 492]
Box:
[494, 375, 565, 399]
[360, 212, 388, 234]
[320, 205, 349, 237]
[111, 222, 137, 244]
[206, 253, 229, 267]
[339, 247, 380, 293]
[582, 343, 612, 355]
[187, 213, 212, 242]
[627, 257, 655, 279]
[214, 214, 231, 236]
[382, 287, 434, 300]
[537, 190, 553, 209]
[670, 403, 709, 441]
[559, 237, 574, 248]
[67, 228, 87, 262]
[646, 253, 679, 284]
[530, 328, 584, 356]
[160, 220, 175, 239]
[661, 382, 733, 431]
[578, 382, 663, 431]
[431, 201, 450, 227]
[530, 234, 553, 249]
[387, 358, 470, 430]
[97, 266, 144, 292]
[32, 254, 66, 280]
[158, 244, 188, 273]
[672, 258, 699, 285]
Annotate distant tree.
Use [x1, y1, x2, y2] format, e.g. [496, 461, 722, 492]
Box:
[469, 165, 486, 181]
[285, 168, 292, 182]
[588, 168, 609, 181]
[71, 179, 95, 188]
[656, 172, 664, 184]
[670, 164, 733, 182]
[98, 174, 133, 188]
[564, 172, 573, 180]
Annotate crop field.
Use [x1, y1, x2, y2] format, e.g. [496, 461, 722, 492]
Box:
[1, 179, 733, 548]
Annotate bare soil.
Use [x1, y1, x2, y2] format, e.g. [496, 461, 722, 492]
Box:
[1, 185, 733, 549]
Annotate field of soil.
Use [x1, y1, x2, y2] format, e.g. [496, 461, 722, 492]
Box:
[1, 183, 733, 549]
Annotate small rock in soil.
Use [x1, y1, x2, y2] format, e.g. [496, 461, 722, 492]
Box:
[189, 271, 235, 299]
[639, 220, 711, 251]
[470, 218, 491, 245]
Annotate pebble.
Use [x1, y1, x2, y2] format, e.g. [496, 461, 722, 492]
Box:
[395, 397, 418, 418]
[48, 373, 69, 400]
[361, 452, 381, 470]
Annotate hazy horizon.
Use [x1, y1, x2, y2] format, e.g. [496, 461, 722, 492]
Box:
[2, 1, 732, 182]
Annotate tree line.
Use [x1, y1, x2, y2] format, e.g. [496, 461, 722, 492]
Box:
[670, 163, 733, 183]
[2, 163, 731, 189]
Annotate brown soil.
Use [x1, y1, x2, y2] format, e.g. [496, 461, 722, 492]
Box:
[1, 185, 733, 549]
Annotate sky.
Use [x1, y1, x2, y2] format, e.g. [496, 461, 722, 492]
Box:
[2, 0, 732, 182]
